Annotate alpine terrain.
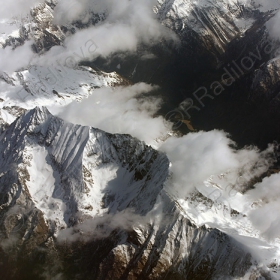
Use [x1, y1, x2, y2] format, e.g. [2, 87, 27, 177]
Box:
[0, 0, 280, 279]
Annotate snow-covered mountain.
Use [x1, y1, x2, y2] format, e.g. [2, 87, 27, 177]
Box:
[0, 65, 124, 130]
[155, 0, 279, 61]
[1, 0, 280, 279]
[0, 106, 273, 279]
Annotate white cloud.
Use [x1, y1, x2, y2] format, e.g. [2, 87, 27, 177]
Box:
[160, 130, 273, 198]
[0, 0, 177, 73]
[56, 208, 147, 242]
[267, 10, 280, 41]
[0, 0, 41, 19]
[53, 83, 171, 145]
[247, 173, 280, 240]
[33, 0, 177, 66]
[0, 41, 34, 73]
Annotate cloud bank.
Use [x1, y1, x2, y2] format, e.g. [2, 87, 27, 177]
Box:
[160, 130, 274, 198]
[54, 83, 171, 145]
[0, 0, 41, 19]
[0, 0, 177, 73]
[247, 173, 280, 240]
[0, 41, 34, 73]
[33, 0, 177, 66]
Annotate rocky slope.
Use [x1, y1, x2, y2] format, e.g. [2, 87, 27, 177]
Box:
[152, 0, 280, 148]
[155, 0, 279, 62]
[0, 1, 62, 51]
[0, 64, 124, 130]
[0, 107, 264, 279]
[251, 56, 280, 105]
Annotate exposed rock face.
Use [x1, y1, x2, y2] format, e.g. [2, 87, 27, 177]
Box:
[30, 1, 65, 53]
[1, 1, 63, 52]
[155, 0, 273, 63]
[151, 0, 280, 147]
[251, 57, 280, 105]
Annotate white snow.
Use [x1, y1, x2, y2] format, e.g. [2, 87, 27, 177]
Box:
[0, 65, 122, 124]
[25, 144, 67, 231]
